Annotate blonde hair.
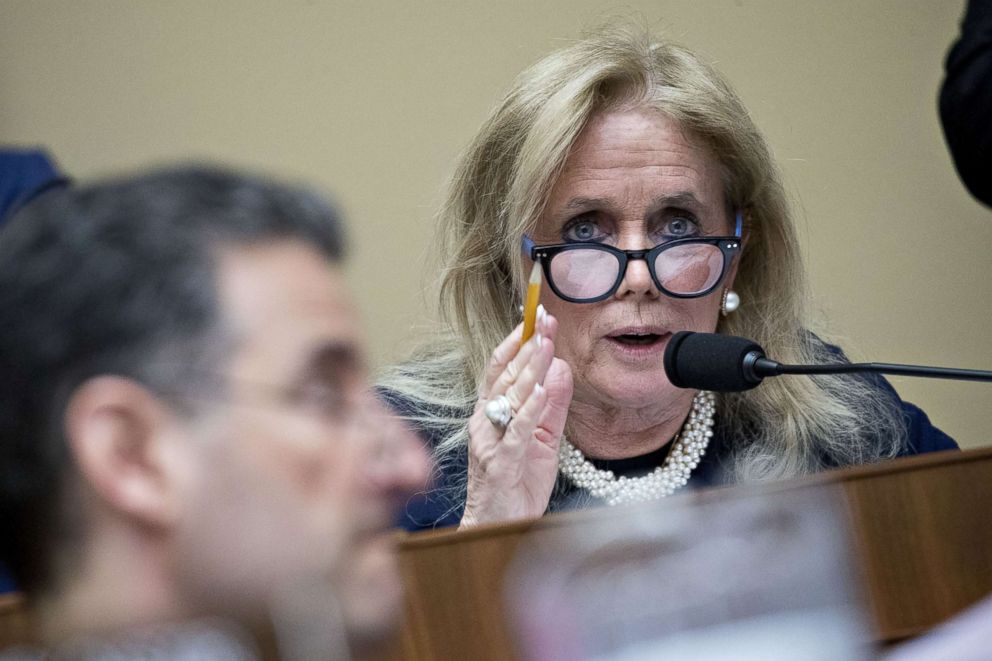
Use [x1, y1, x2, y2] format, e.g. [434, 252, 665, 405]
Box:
[381, 26, 903, 492]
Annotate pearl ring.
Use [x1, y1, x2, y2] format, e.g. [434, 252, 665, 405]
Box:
[484, 395, 514, 430]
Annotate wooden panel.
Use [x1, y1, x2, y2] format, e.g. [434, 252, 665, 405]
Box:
[841, 449, 992, 641]
[398, 523, 532, 660]
[393, 448, 992, 660]
[0, 594, 34, 648]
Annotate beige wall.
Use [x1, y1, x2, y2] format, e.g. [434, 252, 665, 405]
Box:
[2, 1, 989, 449]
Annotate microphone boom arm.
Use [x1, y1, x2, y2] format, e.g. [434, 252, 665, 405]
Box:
[664, 332, 992, 392]
[762, 359, 992, 383]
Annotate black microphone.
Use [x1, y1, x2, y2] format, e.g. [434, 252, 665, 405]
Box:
[663, 331, 992, 392]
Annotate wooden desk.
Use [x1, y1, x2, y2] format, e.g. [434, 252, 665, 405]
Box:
[4, 448, 992, 657]
[394, 448, 992, 660]
[0, 594, 33, 648]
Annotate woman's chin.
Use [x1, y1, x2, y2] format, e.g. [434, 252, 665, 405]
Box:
[580, 371, 686, 410]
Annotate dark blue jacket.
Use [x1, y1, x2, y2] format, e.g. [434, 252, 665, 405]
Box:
[0, 149, 68, 224]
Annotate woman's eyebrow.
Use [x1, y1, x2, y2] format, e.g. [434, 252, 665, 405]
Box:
[562, 196, 612, 211]
[649, 191, 703, 211]
[562, 192, 704, 211]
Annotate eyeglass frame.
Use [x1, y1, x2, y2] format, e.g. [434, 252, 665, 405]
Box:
[521, 211, 744, 304]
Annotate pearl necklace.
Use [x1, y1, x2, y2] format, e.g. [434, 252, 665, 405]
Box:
[557, 391, 716, 506]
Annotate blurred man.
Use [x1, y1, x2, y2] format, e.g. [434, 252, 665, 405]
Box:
[0, 166, 429, 658]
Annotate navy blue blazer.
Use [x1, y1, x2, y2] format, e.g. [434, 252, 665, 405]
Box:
[0, 149, 68, 224]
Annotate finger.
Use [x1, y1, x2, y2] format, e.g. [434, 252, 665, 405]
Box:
[488, 331, 545, 402]
[490, 307, 559, 406]
[500, 382, 548, 453]
[500, 336, 555, 412]
[467, 345, 542, 461]
[473, 309, 559, 437]
[469, 337, 550, 445]
[479, 323, 525, 398]
[534, 357, 573, 447]
[539, 306, 559, 343]
[467, 402, 502, 456]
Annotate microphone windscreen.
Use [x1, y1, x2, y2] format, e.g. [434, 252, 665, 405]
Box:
[664, 331, 766, 392]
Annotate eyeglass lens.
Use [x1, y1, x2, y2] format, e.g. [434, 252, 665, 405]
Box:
[548, 243, 725, 300]
[548, 249, 621, 300]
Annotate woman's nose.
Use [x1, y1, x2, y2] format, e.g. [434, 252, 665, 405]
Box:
[614, 254, 660, 300]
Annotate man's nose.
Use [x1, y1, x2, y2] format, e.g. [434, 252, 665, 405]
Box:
[363, 409, 432, 495]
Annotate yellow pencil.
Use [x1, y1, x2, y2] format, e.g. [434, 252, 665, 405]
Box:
[521, 260, 542, 347]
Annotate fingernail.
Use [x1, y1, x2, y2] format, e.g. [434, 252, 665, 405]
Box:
[537, 304, 546, 327]
[534, 383, 544, 396]
[535, 331, 543, 348]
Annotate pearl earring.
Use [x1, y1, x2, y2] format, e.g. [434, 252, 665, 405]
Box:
[721, 289, 740, 315]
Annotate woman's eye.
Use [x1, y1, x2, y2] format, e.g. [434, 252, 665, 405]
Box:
[563, 219, 604, 242]
[662, 216, 699, 238]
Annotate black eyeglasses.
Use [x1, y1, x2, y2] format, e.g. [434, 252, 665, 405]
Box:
[522, 212, 743, 303]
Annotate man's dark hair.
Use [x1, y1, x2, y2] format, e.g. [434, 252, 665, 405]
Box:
[0, 165, 346, 595]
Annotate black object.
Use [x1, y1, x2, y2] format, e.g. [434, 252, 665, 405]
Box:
[663, 331, 992, 392]
[940, 0, 992, 208]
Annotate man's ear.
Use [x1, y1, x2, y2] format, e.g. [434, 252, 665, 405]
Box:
[64, 376, 185, 531]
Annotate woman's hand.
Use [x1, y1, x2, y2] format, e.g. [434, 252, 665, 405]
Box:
[460, 307, 573, 528]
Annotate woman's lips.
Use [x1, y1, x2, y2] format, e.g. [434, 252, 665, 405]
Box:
[604, 331, 671, 359]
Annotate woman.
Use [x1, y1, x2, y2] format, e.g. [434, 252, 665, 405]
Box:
[382, 27, 957, 531]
